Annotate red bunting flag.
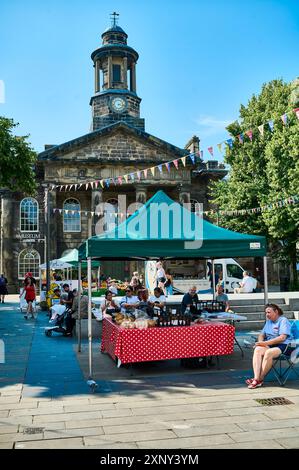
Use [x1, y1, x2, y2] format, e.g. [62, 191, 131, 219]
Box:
[143, 169, 148, 179]
[165, 162, 170, 172]
[207, 147, 214, 157]
[245, 130, 253, 141]
[173, 159, 179, 169]
[294, 108, 299, 120]
[118, 176, 123, 185]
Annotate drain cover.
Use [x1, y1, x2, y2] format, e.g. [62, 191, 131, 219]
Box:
[23, 427, 44, 434]
[255, 397, 294, 406]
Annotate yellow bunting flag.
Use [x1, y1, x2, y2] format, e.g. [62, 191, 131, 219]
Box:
[181, 156, 186, 167]
[150, 167, 156, 177]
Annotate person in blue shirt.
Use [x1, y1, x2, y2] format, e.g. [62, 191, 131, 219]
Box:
[246, 303, 294, 389]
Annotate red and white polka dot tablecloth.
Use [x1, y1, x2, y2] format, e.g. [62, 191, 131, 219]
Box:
[101, 318, 235, 365]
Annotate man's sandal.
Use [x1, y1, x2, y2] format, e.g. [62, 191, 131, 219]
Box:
[248, 379, 263, 389]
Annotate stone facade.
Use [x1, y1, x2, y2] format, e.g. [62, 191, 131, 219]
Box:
[0, 21, 228, 291]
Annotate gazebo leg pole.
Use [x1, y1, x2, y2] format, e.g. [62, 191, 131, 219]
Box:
[212, 259, 215, 300]
[263, 256, 268, 305]
[78, 261, 82, 353]
[87, 257, 93, 380]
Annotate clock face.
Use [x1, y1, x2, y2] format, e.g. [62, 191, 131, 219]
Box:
[111, 97, 127, 113]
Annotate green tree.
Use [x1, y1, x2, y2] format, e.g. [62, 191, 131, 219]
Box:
[210, 79, 299, 286]
[0, 117, 37, 194]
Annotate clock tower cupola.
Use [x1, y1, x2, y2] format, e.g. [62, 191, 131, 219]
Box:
[90, 13, 145, 131]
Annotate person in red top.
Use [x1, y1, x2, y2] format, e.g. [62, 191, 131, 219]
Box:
[23, 276, 36, 319]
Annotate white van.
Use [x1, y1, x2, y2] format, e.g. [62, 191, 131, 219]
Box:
[145, 258, 244, 294]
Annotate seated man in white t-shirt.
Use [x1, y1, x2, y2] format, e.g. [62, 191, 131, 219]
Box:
[234, 271, 255, 294]
[148, 287, 166, 311]
[119, 285, 139, 313]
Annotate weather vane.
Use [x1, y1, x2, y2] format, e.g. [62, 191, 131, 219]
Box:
[110, 12, 119, 27]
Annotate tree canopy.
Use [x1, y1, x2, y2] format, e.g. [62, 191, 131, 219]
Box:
[0, 117, 37, 194]
[210, 78, 299, 284]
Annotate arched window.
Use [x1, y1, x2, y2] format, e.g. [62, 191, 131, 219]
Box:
[190, 199, 201, 215]
[20, 198, 39, 232]
[63, 198, 81, 232]
[18, 249, 40, 279]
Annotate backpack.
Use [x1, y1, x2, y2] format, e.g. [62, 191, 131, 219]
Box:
[0, 277, 6, 287]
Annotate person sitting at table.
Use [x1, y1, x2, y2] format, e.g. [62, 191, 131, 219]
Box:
[246, 303, 295, 389]
[100, 290, 120, 317]
[137, 289, 150, 312]
[119, 285, 139, 313]
[215, 285, 231, 312]
[234, 271, 256, 294]
[181, 286, 199, 314]
[148, 287, 166, 312]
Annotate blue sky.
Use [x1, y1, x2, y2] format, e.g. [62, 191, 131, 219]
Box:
[0, 0, 298, 159]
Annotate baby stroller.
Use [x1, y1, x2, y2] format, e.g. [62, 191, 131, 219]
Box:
[44, 304, 71, 337]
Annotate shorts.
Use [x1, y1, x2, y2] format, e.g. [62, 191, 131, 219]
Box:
[269, 344, 295, 356]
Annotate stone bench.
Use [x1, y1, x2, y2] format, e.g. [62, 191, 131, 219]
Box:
[75, 318, 102, 339]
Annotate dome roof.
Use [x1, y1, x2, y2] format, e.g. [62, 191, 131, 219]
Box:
[102, 25, 128, 37]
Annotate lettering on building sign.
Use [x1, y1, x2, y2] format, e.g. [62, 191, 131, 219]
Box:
[20, 233, 43, 242]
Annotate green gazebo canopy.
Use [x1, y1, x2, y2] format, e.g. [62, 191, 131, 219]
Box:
[78, 190, 266, 260]
[57, 248, 100, 268]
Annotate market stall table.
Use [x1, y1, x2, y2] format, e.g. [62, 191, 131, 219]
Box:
[101, 317, 235, 367]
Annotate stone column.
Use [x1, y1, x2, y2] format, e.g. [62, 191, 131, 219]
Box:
[131, 63, 136, 93]
[108, 56, 112, 89]
[123, 57, 128, 89]
[179, 185, 191, 205]
[95, 60, 100, 93]
[92, 188, 103, 236]
[49, 190, 57, 259]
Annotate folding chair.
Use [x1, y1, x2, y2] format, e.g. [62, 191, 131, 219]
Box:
[271, 321, 299, 386]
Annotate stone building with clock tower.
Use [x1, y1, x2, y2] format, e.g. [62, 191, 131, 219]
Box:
[1, 16, 228, 289]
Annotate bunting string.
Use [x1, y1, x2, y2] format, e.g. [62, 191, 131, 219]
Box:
[52, 195, 299, 218]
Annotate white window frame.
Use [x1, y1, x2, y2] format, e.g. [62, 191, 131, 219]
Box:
[190, 198, 200, 215]
[63, 198, 81, 233]
[20, 197, 39, 232]
[18, 249, 40, 280]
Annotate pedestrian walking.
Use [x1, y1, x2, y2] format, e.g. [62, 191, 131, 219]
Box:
[23, 277, 36, 319]
[0, 274, 8, 303]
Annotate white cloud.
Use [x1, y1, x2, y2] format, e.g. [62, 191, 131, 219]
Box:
[195, 115, 233, 137]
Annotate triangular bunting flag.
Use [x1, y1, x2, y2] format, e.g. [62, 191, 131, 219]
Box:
[281, 113, 288, 126]
[238, 133, 244, 144]
[85, 183, 89, 190]
[158, 164, 163, 172]
[181, 156, 186, 167]
[94, 181, 99, 189]
[100, 180, 104, 188]
[165, 162, 171, 171]
[150, 167, 156, 177]
[226, 138, 233, 148]
[173, 160, 179, 169]
[130, 173, 135, 181]
[136, 171, 141, 181]
[208, 146, 214, 156]
[217, 143, 222, 153]
[118, 176, 123, 185]
[268, 120, 274, 132]
[258, 124, 264, 136]
[124, 175, 128, 183]
[143, 169, 148, 179]
[105, 179, 110, 188]
[59, 209, 62, 214]
[189, 154, 195, 164]
[293, 108, 299, 120]
[245, 130, 253, 141]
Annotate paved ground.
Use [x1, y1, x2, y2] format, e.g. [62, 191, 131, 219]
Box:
[1, 300, 299, 449]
